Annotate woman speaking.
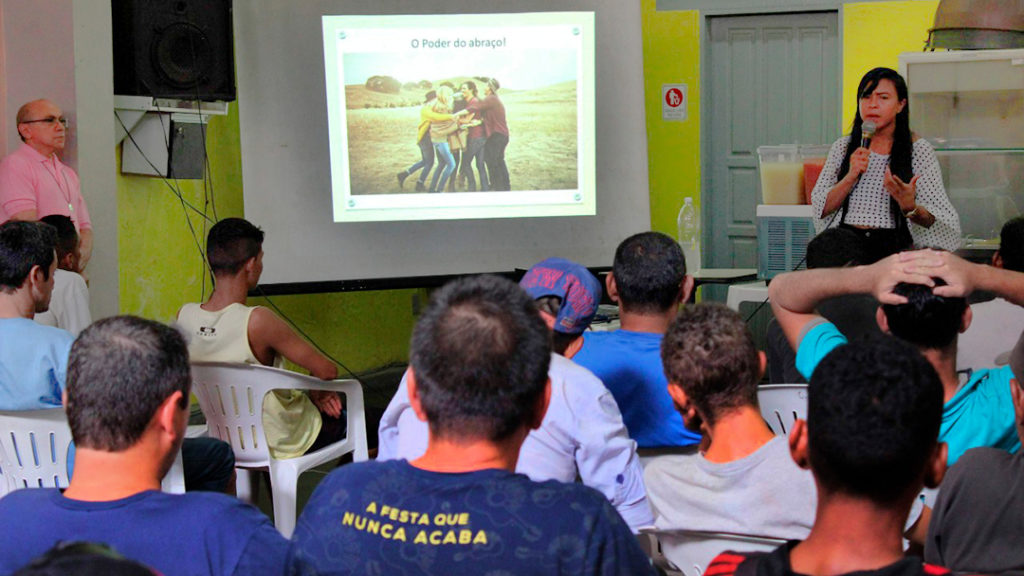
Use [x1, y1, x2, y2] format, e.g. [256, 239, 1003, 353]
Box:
[811, 67, 961, 262]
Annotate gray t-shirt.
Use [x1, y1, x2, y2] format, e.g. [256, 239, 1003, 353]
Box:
[643, 436, 816, 540]
[644, 435, 924, 540]
[926, 447, 1024, 574]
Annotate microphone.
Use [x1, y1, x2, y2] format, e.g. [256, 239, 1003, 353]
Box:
[861, 121, 877, 149]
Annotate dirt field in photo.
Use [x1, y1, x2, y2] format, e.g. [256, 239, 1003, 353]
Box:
[346, 80, 578, 194]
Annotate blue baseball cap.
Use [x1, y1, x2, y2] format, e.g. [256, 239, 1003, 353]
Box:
[519, 258, 601, 334]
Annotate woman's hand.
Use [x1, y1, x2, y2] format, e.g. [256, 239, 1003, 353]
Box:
[845, 147, 870, 181]
[884, 168, 919, 212]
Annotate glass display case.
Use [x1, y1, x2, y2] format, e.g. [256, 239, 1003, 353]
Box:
[899, 49, 1024, 247]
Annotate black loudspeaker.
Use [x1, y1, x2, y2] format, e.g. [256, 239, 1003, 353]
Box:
[112, 0, 236, 101]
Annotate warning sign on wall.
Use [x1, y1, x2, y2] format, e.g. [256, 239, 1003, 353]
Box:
[662, 84, 687, 121]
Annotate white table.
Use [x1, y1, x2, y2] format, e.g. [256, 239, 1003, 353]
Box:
[727, 281, 769, 311]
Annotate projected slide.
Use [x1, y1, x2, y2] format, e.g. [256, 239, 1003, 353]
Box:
[322, 12, 595, 223]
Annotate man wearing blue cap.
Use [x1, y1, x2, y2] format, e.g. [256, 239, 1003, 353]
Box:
[377, 258, 653, 531]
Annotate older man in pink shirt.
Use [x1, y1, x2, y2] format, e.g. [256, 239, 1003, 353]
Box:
[0, 99, 92, 271]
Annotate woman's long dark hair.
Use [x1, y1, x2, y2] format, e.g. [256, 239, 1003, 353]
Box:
[836, 67, 913, 246]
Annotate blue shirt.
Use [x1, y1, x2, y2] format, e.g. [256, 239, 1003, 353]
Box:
[377, 354, 654, 531]
[795, 321, 1020, 465]
[0, 318, 73, 410]
[0, 489, 290, 576]
[574, 330, 700, 448]
[292, 459, 655, 576]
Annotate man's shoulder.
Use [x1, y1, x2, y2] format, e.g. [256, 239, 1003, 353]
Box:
[945, 446, 1016, 486]
[0, 317, 74, 345]
[579, 330, 662, 358]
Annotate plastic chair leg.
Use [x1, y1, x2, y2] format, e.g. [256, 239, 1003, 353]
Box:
[236, 468, 259, 504]
[270, 462, 300, 537]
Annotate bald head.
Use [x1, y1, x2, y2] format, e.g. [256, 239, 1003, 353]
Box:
[16, 99, 66, 154]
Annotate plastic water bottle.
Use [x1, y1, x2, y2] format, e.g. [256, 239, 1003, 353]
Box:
[677, 197, 701, 273]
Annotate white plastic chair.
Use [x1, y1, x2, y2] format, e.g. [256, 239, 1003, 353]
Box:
[757, 384, 808, 436]
[641, 528, 785, 576]
[0, 409, 74, 494]
[190, 361, 369, 537]
[0, 408, 188, 497]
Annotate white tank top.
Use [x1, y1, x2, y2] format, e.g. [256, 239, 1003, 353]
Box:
[177, 302, 322, 459]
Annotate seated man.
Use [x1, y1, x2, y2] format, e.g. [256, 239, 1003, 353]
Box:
[0, 316, 290, 576]
[34, 215, 91, 335]
[0, 220, 73, 410]
[177, 218, 344, 460]
[709, 336, 950, 576]
[378, 258, 653, 531]
[573, 231, 700, 449]
[0, 221, 233, 492]
[769, 249, 1024, 465]
[767, 227, 879, 384]
[647, 303, 924, 543]
[957, 215, 1024, 370]
[925, 333, 1024, 573]
[293, 275, 654, 575]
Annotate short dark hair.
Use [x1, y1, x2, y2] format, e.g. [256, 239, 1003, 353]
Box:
[662, 303, 760, 426]
[999, 216, 1024, 273]
[206, 218, 264, 275]
[612, 232, 686, 313]
[882, 281, 967, 349]
[808, 336, 943, 504]
[14, 542, 157, 576]
[66, 316, 191, 451]
[410, 275, 551, 442]
[460, 80, 477, 97]
[0, 220, 55, 292]
[39, 215, 79, 262]
[807, 228, 869, 269]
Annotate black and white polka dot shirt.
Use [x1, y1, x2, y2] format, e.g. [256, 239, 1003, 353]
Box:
[812, 136, 962, 251]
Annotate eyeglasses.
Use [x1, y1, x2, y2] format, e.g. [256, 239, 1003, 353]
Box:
[19, 116, 68, 128]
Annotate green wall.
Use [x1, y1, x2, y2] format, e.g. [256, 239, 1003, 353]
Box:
[117, 106, 419, 374]
[641, 0, 701, 237]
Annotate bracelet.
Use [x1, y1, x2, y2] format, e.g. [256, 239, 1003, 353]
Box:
[904, 206, 919, 219]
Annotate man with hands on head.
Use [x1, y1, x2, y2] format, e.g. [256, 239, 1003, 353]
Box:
[769, 248, 1024, 466]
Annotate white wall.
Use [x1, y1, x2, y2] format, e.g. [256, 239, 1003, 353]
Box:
[0, 0, 78, 168]
[0, 0, 118, 319]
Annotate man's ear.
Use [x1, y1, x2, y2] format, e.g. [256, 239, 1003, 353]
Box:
[960, 305, 973, 334]
[924, 442, 948, 489]
[757, 351, 767, 381]
[538, 310, 557, 332]
[528, 379, 552, 431]
[667, 381, 692, 412]
[605, 273, 619, 304]
[154, 390, 186, 440]
[876, 306, 891, 334]
[993, 251, 1004, 269]
[406, 369, 429, 423]
[1011, 378, 1024, 423]
[679, 274, 696, 305]
[789, 419, 810, 470]
[28, 264, 45, 287]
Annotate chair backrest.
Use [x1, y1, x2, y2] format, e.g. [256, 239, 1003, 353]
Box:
[0, 409, 74, 493]
[757, 384, 808, 436]
[190, 361, 366, 467]
[648, 529, 786, 576]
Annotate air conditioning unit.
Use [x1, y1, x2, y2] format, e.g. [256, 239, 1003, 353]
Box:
[757, 205, 815, 279]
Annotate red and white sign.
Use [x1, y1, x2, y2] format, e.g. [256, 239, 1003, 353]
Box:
[662, 84, 688, 121]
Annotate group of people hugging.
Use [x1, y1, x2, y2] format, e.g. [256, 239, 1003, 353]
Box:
[397, 77, 511, 194]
